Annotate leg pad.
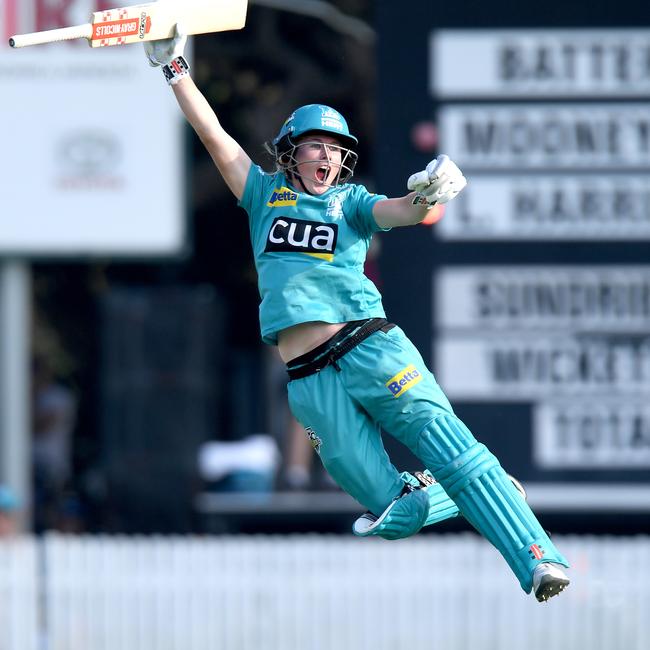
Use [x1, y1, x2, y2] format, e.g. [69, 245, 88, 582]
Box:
[420, 415, 569, 592]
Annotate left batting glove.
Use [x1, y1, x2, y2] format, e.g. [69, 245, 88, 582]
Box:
[144, 23, 190, 85]
[407, 154, 467, 205]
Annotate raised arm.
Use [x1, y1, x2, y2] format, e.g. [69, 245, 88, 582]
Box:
[373, 155, 467, 228]
[171, 77, 251, 200]
[144, 26, 251, 200]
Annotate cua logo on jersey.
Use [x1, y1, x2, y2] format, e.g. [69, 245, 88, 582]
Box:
[267, 187, 298, 207]
[385, 364, 423, 397]
[265, 217, 338, 261]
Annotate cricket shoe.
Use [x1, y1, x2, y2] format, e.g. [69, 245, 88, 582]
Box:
[532, 562, 570, 602]
[352, 470, 527, 539]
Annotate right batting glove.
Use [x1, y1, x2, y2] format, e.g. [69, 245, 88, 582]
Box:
[144, 23, 190, 86]
[407, 154, 467, 205]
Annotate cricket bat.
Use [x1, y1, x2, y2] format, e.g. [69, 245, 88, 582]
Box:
[8, 0, 248, 49]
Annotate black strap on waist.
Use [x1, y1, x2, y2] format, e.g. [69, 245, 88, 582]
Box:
[286, 318, 394, 381]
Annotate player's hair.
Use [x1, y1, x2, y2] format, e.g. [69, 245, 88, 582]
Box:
[263, 140, 281, 170]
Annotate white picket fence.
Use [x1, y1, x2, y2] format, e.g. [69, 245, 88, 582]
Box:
[1, 533, 648, 650]
[0, 537, 39, 650]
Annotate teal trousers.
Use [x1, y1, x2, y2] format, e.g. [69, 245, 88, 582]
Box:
[287, 325, 568, 593]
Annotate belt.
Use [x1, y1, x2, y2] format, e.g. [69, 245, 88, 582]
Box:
[286, 318, 395, 381]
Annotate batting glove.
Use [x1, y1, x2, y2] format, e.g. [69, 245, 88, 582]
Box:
[407, 155, 467, 206]
[144, 23, 190, 85]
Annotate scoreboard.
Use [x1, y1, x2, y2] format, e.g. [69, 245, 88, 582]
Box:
[376, 3, 650, 517]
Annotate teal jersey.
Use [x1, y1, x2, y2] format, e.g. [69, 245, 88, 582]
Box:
[238, 164, 389, 344]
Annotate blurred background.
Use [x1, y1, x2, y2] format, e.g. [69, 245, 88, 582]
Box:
[1, 1, 649, 649]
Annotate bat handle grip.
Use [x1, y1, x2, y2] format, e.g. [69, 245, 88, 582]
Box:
[9, 24, 93, 48]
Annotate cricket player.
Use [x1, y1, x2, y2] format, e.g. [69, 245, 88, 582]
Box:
[144, 27, 570, 602]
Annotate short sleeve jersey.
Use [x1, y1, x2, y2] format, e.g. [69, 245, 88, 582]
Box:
[238, 164, 389, 344]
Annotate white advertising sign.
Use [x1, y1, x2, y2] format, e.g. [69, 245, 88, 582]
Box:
[438, 104, 650, 170]
[0, 0, 186, 256]
[436, 266, 650, 331]
[438, 175, 650, 241]
[431, 29, 650, 98]
[534, 399, 650, 468]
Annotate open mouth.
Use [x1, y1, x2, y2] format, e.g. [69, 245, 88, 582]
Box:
[315, 166, 329, 183]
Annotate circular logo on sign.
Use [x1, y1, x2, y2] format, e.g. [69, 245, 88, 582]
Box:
[57, 131, 122, 176]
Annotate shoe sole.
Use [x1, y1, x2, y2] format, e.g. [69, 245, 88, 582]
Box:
[535, 575, 570, 602]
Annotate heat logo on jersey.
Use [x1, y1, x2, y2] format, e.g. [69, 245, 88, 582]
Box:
[267, 187, 298, 207]
[326, 195, 344, 220]
[265, 217, 337, 261]
[385, 364, 423, 398]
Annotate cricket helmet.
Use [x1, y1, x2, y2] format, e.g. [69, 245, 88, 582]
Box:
[272, 104, 359, 185]
[273, 104, 358, 151]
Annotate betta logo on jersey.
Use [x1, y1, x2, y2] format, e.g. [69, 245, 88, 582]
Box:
[265, 217, 338, 261]
[267, 187, 298, 207]
[385, 364, 423, 398]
